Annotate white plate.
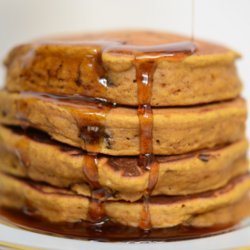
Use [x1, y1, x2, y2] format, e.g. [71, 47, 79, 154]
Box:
[0, 221, 249, 250]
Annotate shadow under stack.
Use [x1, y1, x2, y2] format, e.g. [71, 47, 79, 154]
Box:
[0, 31, 249, 240]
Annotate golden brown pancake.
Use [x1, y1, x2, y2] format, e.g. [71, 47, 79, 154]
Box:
[5, 31, 241, 106]
[0, 172, 249, 228]
[0, 30, 249, 234]
[0, 91, 246, 156]
[0, 125, 248, 201]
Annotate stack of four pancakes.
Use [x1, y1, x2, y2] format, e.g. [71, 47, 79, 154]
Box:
[0, 31, 249, 232]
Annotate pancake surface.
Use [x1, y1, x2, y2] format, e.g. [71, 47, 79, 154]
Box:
[0, 172, 249, 228]
[0, 125, 248, 200]
[5, 31, 241, 106]
[0, 91, 246, 155]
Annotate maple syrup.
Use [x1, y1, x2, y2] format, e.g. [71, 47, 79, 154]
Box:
[0, 207, 238, 242]
[108, 42, 196, 229]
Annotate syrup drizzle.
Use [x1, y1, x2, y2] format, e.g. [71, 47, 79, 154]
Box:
[191, 0, 195, 42]
[76, 41, 196, 227]
[135, 59, 157, 230]
[82, 153, 105, 222]
[77, 99, 113, 223]
[127, 43, 196, 229]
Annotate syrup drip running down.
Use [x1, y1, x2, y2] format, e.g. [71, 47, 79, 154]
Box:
[102, 42, 197, 229]
[127, 42, 197, 229]
[135, 59, 157, 230]
[83, 154, 105, 222]
[76, 100, 114, 223]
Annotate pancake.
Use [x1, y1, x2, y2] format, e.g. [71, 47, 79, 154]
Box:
[0, 91, 246, 156]
[4, 31, 241, 106]
[0, 30, 249, 234]
[0, 172, 249, 228]
[0, 125, 248, 200]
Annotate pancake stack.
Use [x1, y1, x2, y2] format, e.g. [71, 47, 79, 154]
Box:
[0, 31, 249, 231]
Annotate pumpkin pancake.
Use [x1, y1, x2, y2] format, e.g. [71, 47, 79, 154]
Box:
[4, 31, 241, 106]
[0, 125, 248, 201]
[0, 172, 249, 228]
[0, 91, 246, 156]
[0, 30, 249, 234]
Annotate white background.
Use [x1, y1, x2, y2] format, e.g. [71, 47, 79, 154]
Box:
[0, 0, 249, 248]
[0, 0, 249, 134]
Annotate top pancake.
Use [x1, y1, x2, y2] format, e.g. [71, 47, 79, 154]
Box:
[4, 31, 241, 106]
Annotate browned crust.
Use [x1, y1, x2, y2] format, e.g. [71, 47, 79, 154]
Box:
[0, 172, 249, 228]
[0, 125, 248, 200]
[0, 91, 246, 155]
[4, 31, 241, 106]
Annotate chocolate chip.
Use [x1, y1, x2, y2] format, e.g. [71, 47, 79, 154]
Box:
[80, 125, 104, 145]
[75, 64, 82, 86]
[104, 133, 112, 149]
[198, 153, 210, 162]
[1, 110, 7, 117]
[75, 78, 83, 86]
